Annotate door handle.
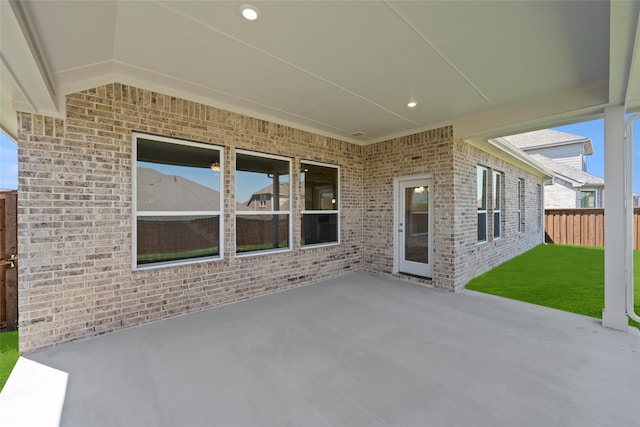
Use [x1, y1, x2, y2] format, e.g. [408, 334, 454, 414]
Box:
[0, 254, 17, 269]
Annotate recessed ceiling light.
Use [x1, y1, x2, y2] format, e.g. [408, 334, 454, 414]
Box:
[240, 4, 260, 20]
[407, 101, 418, 108]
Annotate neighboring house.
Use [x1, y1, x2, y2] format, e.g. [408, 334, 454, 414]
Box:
[137, 167, 221, 211]
[499, 129, 605, 208]
[244, 183, 290, 211]
[528, 154, 604, 208]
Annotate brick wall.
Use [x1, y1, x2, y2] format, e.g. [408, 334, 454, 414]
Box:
[544, 178, 579, 208]
[451, 139, 544, 288]
[362, 129, 457, 290]
[17, 84, 364, 352]
[362, 134, 544, 291]
[16, 83, 545, 352]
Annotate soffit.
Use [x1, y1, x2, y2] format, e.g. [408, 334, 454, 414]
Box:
[2, 1, 637, 144]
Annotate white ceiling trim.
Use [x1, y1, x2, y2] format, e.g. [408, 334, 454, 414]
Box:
[1, 0, 57, 121]
[54, 60, 378, 144]
[625, 3, 640, 111]
[451, 80, 610, 141]
[8, 0, 56, 102]
[2, 0, 638, 147]
[471, 137, 553, 179]
[1, 52, 36, 113]
[384, 1, 495, 107]
[149, 0, 420, 128]
[609, 0, 640, 107]
[366, 80, 609, 145]
[1, 53, 33, 138]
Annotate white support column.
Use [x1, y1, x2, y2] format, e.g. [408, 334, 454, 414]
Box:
[603, 105, 630, 331]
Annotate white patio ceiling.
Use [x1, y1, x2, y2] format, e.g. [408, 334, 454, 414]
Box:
[1, 1, 639, 144]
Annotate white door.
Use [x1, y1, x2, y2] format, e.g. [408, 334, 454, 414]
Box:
[397, 178, 433, 277]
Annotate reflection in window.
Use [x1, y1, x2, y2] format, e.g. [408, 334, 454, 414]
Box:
[236, 215, 289, 252]
[518, 178, 525, 233]
[133, 134, 222, 268]
[301, 162, 339, 246]
[493, 171, 502, 239]
[477, 166, 488, 243]
[405, 186, 429, 264]
[236, 151, 291, 254]
[137, 216, 219, 265]
[580, 190, 596, 208]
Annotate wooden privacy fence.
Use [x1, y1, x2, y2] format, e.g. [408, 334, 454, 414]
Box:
[545, 208, 640, 249]
[0, 190, 18, 331]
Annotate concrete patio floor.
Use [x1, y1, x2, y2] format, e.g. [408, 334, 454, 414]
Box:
[26, 272, 640, 427]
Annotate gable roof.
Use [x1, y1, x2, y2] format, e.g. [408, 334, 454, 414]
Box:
[137, 167, 221, 211]
[244, 183, 290, 206]
[529, 154, 603, 187]
[501, 129, 594, 154]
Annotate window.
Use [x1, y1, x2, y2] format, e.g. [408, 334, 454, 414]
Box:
[133, 133, 222, 269]
[493, 171, 502, 239]
[477, 166, 488, 243]
[580, 190, 596, 208]
[537, 184, 542, 231]
[236, 151, 291, 254]
[301, 162, 339, 246]
[518, 178, 525, 233]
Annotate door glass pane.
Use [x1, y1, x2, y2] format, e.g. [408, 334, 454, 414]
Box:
[405, 186, 429, 264]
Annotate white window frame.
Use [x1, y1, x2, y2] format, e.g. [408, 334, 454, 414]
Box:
[132, 132, 223, 270]
[518, 178, 525, 233]
[477, 166, 488, 244]
[493, 170, 502, 240]
[235, 149, 292, 257]
[301, 160, 340, 248]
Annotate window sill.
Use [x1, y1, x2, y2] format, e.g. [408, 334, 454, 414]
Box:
[301, 242, 339, 250]
[133, 255, 223, 271]
[235, 247, 292, 258]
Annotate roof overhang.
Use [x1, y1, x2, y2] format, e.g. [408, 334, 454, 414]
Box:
[1, 1, 639, 144]
[470, 137, 554, 180]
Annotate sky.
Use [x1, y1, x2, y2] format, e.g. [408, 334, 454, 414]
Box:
[1, 130, 281, 201]
[3, 117, 640, 193]
[551, 115, 640, 193]
[138, 161, 221, 193]
[140, 162, 286, 204]
[0, 131, 18, 190]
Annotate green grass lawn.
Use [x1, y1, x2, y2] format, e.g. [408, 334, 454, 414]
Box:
[0, 330, 19, 392]
[466, 244, 640, 330]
